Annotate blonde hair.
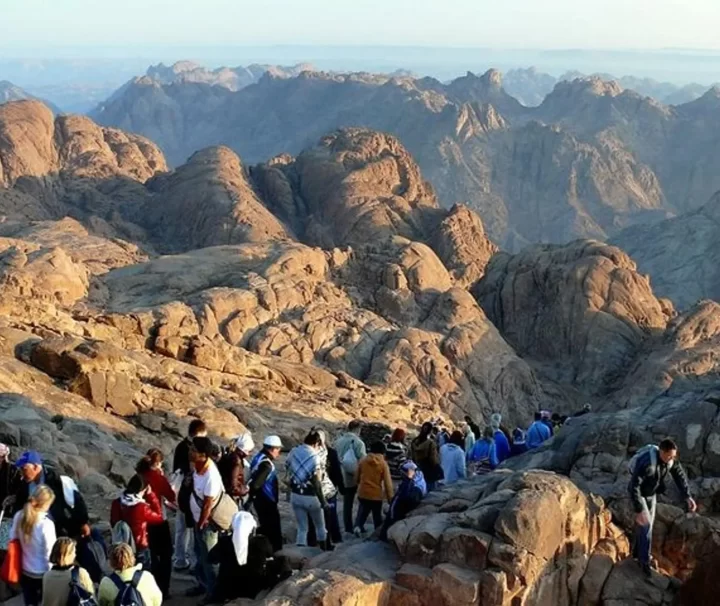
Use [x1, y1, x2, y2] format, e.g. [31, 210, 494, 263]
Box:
[109, 543, 135, 571]
[20, 485, 55, 542]
[50, 537, 77, 567]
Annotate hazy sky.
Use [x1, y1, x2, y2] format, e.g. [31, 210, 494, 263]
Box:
[2, 0, 719, 50]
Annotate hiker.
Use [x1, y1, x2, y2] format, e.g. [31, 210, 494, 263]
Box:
[467, 428, 499, 474]
[172, 419, 207, 571]
[286, 431, 331, 549]
[353, 441, 393, 536]
[540, 410, 554, 436]
[380, 461, 426, 540]
[9, 484, 56, 605]
[0, 443, 20, 509]
[218, 433, 254, 504]
[385, 428, 408, 479]
[490, 413, 511, 463]
[462, 423, 476, 455]
[629, 439, 696, 577]
[98, 543, 162, 606]
[186, 436, 224, 600]
[510, 428, 528, 457]
[307, 429, 344, 547]
[42, 537, 95, 606]
[410, 422, 442, 492]
[574, 403, 592, 417]
[464, 415, 481, 440]
[110, 473, 164, 570]
[247, 435, 283, 552]
[439, 430, 466, 485]
[334, 420, 367, 533]
[436, 427, 450, 448]
[527, 412, 552, 449]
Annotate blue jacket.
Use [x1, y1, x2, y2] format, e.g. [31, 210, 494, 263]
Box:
[494, 430, 511, 462]
[439, 444, 466, 484]
[527, 421, 551, 449]
[468, 440, 499, 469]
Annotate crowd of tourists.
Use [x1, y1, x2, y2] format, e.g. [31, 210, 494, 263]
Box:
[0, 402, 696, 604]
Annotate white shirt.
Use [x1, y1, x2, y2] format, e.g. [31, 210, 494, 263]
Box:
[190, 460, 223, 523]
[10, 511, 56, 575]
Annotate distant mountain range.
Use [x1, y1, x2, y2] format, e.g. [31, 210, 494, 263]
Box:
[0, 80, 61, 114]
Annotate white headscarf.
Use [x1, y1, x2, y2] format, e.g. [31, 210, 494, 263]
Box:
[234, 433, 255, 455]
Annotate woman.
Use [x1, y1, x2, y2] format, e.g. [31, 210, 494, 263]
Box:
[306, 429, 343, 547]
[218, 433, 254, 504]
[9, 485, 56, 606]
[439, 430, 466, 485]
[410, 422, 442, 491]
[490, 413, 511, 463]
[354, 441, 393, 536]
[462, 423, 476, 456]
[380, 461, 426, 540]
[468, 428, 499, 475]
[385, 428, 408, 479]
[98, 543, 162, 606]
[285, 431, 330, 550]
[110, 474, 163, 570]
[42, 537, 95, 606]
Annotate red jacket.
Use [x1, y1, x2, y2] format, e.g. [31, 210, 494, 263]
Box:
[142, 468, 176, 505]
[110, 490, 163, 549]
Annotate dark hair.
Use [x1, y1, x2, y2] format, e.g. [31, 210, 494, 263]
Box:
[483, 427, 494, 440]
[348, 420, 363, 433]
[188, 419, 207, 438]
[534, 411, 542, 421]
[551, 413, 561, 422]
[146, 448, 164, 466]
[370, 441, 386, 455]
[659, 438, 678, 452]
[391, 428, 406, 443]
[125, 474, 146, 495]
[135, 456, 152, 475]
[304, 431, 322, 447]
[192, 436, 213, 456]
[419, 422, 433, 438]
[450, 430, 465, 448]
[464, 415, 472, 422]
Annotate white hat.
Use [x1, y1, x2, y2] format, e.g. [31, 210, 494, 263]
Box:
[263, 435, 283, 448]
[234, 433, 255, 454]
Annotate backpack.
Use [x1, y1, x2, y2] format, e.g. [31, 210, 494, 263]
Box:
[628, 444, 660, 475]
[341, 441, 359, 475]
[111, 521, 136, 554]
[111, 571, 145, 606]
[66, 567, 98, 606]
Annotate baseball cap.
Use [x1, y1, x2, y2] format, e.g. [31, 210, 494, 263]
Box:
[15, 451, 43, 468]
[263, 435, 283, 448]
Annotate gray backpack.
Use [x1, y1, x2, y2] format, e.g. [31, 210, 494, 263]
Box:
[111, 520, 136, 554]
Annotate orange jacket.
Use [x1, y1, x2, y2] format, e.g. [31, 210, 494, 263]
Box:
[355, 454, 393, 502]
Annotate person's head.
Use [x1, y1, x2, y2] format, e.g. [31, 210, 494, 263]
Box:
[347, 420, 363, 436]
[135, 456, 153, 477]
[190, 436, 214, 469]
[188, 419, 207, 439]
[234, 433, 255, 457]
[391, 428, 406, 443]
[464, 415, 472, 424]
[109, 543, 135, 572]
[541, 410, 551, 421]
[15, 450, 43, 483]
[483, 427, 494, 441]
[401, 461, 417, 480]
[145, 448, 164, 470]
[124, 474, 148, 497]
[450, 430, 465, 448]
[263, 436, 283, 460]
[20, 484, 55, 541]
[0, 443, 9, 463]
[490, 413, 502, 431]
[50, 537, 77, 568]
[551, 413, 561, 423]
[583, 403, 592, 412]
[534, 411, 542, 421]
[370, 441, 386, 456]
[304, 431, 323, 450]
[513, 428, 526, 443]
[419, 422, 433, 439]
[659, 438, 679, 464]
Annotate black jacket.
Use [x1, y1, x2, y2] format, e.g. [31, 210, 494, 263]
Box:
[173, 437, 193, 475]
[629, 450, 691, 513]
[0, 461, 20, 506]
[13, 466, 89, 537]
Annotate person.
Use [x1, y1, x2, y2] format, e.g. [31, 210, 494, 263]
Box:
[247, 435, 283, 552]
[540, 410, 555, 436]
[186, 436, 224, 601]
[0, 443, 20, 509]
[307, 429, 344, 547]
[98, 543, 162, 606]
[380, 461, 427, 540]
[110, 474, 164, 570]
[385, 428, 408, 479]
[172, 419, 207, 572]
[629, 439, 696, 577]
[354, 441, 393, 536]
[490, 414, 511, 463]
[334, 420, 367, 533]
[410, 422, 442, 492]
[436, 427, 450, 448]
[136, 451, 175, 598]
[510, 428, 528, 457]
[467, 428, 499, 474]
[527, 412, 552, 449]
[464, 416, 481, 440]
[9, 484, 56, 606]
[574, 403, 592, 417]
[218, 433, 254, 504]
[462, 423, 476, 456]
[42, 537, 95, 606]
[286, 431, 330, 549]
[439, 430, 466, 485]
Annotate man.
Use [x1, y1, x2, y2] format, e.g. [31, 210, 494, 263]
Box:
[186, 436, 224, 602]
[629, 438, 696, 577]
[172, 419, 207, 571]
[526, 412, 552, 449]
[334, 420, 367, 534]
[464, 416, 481, 440]
[247, 435, 283, 552]
[0, 443, 20, 508]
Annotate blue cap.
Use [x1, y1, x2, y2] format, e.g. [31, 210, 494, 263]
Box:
[15, 451, 43, 468]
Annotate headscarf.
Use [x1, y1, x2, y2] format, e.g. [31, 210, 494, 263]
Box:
[234, 433, 255, 455]
[490, 413, 502, 432]
[400, 461, 427, 496]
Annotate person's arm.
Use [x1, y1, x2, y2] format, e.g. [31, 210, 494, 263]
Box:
[355, 437, 367, 460]
[354, 459, 362, 486]
[142, 495, 165, 526]
[228, 456, 245, 498]
[327, 448, 345, 493]
[490, 443, 499, 469]
[310, 474, 328, 508]
[156, 473, 177, 504]
[669, 462, 696, 511]
[248, 461, 272, 497]
[71, 492, 91, 537]
[42, 519, 56, 565]
[383, 462, 394, 501]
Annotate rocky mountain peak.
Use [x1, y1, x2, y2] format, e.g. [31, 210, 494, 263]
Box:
[480, 68, 503, 89]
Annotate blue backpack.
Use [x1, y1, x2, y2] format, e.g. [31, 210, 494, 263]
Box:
[111, 570, 145, 606]
[66, 567, 98, 606]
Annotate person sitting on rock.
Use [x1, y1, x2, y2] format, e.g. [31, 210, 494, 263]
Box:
[247, 436, 283, 552]
[467, 428, 499, 474]
[527, 412, 552, 449]
[334, 420, 367, 534]
[385, 428, 408, 479]
[218, 433, 254, 505]
[380, 461, 427, 541]
[510, 428, 528, 457]
[540, 410, 554, 436]
[98, 543, 162, 606]
[629, 438, 696, 577]
[462, 423, 476, 456]
[410, 422, 442, 492]
[490, 414, 511, 463]
[354, 441, 394, 537]
[439, 430, 466, 485]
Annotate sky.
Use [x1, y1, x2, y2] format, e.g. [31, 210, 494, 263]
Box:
[1, 0, 719, 51]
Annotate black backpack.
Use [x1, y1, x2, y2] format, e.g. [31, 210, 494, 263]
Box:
[66, 567, 98, 606]
[110, 571, 145, 606]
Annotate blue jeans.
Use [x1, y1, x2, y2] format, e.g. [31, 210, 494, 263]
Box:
[633, 495, 657, 566]
[193, 526, 219, 596]
[291, 493, 326, 545]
